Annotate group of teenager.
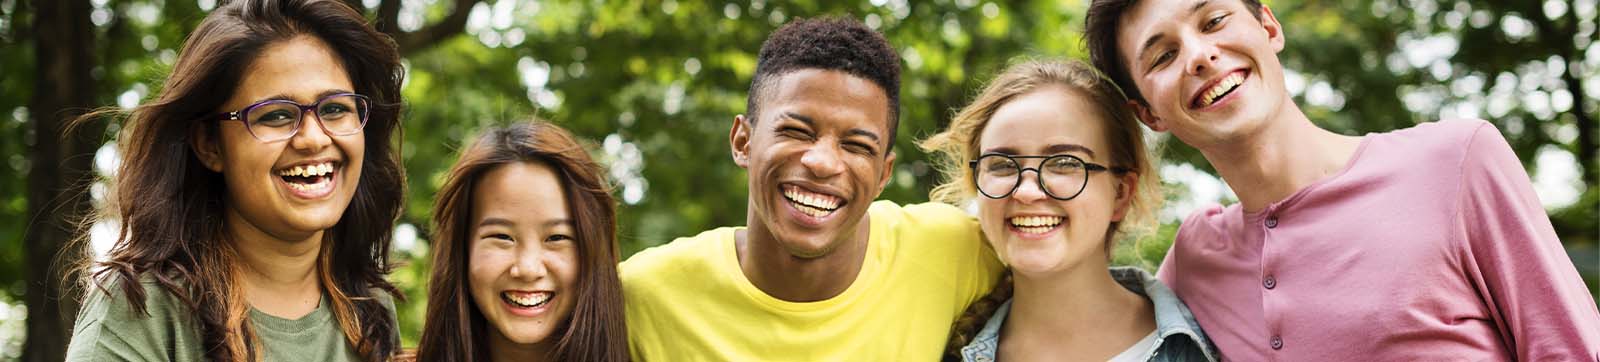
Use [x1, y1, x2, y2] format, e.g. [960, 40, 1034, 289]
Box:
[59, 0, 1599, 360]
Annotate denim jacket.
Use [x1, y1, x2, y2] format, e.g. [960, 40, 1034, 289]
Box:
[958, 267, 1220, 362]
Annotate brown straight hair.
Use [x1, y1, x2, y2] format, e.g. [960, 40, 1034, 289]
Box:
[73, 0, 406, 360]
[416, 120, 629, 362]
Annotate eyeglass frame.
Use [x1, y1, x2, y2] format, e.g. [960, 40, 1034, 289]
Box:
[967, 153, 1132, 200]
[211, 92, 372, 142]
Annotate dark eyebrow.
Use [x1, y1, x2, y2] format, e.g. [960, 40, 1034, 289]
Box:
[479, 217, 572, 232]
[846, 128, 881, 142]
[1045, 144, 1096, 158]
[983, 146, 1019, 155]
[981, 144, 1096, 158]
[784, 112, 883, 143]
[255, 89, 353, 104]
[1137, 0, 1211, 61]
[781, 112, 815, 126]
[477, 217, 514, 228]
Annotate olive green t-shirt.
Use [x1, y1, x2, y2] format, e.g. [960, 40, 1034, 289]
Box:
[65, 277, 396, 362]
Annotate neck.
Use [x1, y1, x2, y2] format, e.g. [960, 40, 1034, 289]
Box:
[735, 214, 871, 302]
[1006, 261, 1148, 338]
[1199, 104, 1362, 212]
[486, 329, 554, 362]
[225, 206, 323, 317]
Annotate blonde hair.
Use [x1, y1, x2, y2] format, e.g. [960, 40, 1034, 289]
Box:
[920, 58, 1161, 243]
[922, 59, 1164, 359]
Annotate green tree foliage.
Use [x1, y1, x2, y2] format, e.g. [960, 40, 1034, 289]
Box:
[1, 0, 1593, 356]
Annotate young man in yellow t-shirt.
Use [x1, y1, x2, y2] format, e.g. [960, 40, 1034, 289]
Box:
[620, 17, 1005, 361]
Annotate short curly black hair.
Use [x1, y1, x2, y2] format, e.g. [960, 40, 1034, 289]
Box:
[747, 16, 902, 149]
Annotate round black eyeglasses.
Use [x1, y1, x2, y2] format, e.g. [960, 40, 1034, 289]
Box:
[968, 153, 1131, 200]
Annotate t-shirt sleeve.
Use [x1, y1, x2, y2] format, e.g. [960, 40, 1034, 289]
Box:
[907, 202, 1003, 307]
[1454, 122, 1600, 360]
[65, 282, 182, 362]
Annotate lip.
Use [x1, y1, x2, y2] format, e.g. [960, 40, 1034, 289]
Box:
[500, 290, 554, 318]
[778, 182, 848, 227]
[1005, 213, 1065, 241]
[274, 158, 342, 200]
[1189, 69, 1250, 111]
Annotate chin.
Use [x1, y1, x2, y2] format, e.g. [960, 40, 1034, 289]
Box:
[504, 329, 556, 345]
[779, 239, 837, 258]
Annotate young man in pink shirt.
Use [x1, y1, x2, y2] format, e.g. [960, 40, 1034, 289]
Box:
[1084, 0, 1600, 360]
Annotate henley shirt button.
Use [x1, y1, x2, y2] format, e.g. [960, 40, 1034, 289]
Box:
[1271, 336, 1283, 350]
[1265, 216, 1279, 228]
[1264, 275, 1276, 289]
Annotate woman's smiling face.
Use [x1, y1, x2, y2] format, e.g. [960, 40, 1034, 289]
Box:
[975, 86, 1132, 276]
[198, 34, 365, 243]
[468, 161, 580, 351]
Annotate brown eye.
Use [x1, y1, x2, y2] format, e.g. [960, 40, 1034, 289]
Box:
[1151, 50, 1175, 70]
[1204, 14, 1227, 31]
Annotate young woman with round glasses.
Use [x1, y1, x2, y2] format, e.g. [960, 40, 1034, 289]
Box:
[922, 59, 1218, 361]
[65, 0, 407, 360]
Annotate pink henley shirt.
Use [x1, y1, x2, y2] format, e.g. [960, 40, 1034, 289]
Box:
[1159, 119, 1600, 361]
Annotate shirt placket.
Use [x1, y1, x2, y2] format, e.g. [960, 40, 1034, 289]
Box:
[1258, 207, 1285, 360]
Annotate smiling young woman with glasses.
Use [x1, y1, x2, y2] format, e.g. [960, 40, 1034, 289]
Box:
[65, 0, 407, 361]
[922, 59, 1218, 362]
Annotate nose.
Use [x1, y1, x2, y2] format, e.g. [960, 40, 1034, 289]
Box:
[799, 142, 845, 178]
[1183, 37, 1220, 77]
[507, 244, 549, 280]
[1011, 170, 1048, 203]
[288, 110, 334, 151]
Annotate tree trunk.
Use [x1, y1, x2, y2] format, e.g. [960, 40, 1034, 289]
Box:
[22, 0, 99, 360]
[1566, 65, 1597, 189]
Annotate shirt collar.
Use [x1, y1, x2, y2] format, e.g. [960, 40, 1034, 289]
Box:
[957, 268, 1218, 362]
[1110, 266, 1219, 362]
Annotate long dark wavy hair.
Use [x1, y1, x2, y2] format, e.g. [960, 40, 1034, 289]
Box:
[416, 120, 629, 362]
[75, 0, 406, 360]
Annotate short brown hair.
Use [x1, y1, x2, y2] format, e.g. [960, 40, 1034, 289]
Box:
[1084, 0, 1264, 105]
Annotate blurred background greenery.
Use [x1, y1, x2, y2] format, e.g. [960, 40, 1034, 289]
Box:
[2, 0, 1596, 360]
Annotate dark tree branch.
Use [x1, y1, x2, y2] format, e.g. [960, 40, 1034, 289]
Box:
[386, 0, 479, 56]
[8, 0, 29, 42]
[375, 0, 401, 35]
[1521, 0, 1598, 188]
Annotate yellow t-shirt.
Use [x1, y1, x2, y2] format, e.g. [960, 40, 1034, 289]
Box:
[621, 201, 1005, 361]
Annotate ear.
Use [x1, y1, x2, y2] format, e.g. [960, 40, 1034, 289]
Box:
[190, 125, 225, 172]
[874, 150, 897, 197]
[730, 114, 753, 169]
[1128, 100, 1167, 132]
[1260, 5, 1286, 52]
[1109, 171, 1139, 222]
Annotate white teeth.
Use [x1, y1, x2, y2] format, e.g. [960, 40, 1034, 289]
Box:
[1202, 72, 1244, 107]
[1009, 215, 1062, 235]
[1009, 216, 1063, 227]
[783, 187, 840, 212]
[502, 291, 551, 308]
[277, 162, 335, 177]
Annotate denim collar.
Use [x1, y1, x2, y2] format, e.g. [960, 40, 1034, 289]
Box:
[958, 267, 1217, 362]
